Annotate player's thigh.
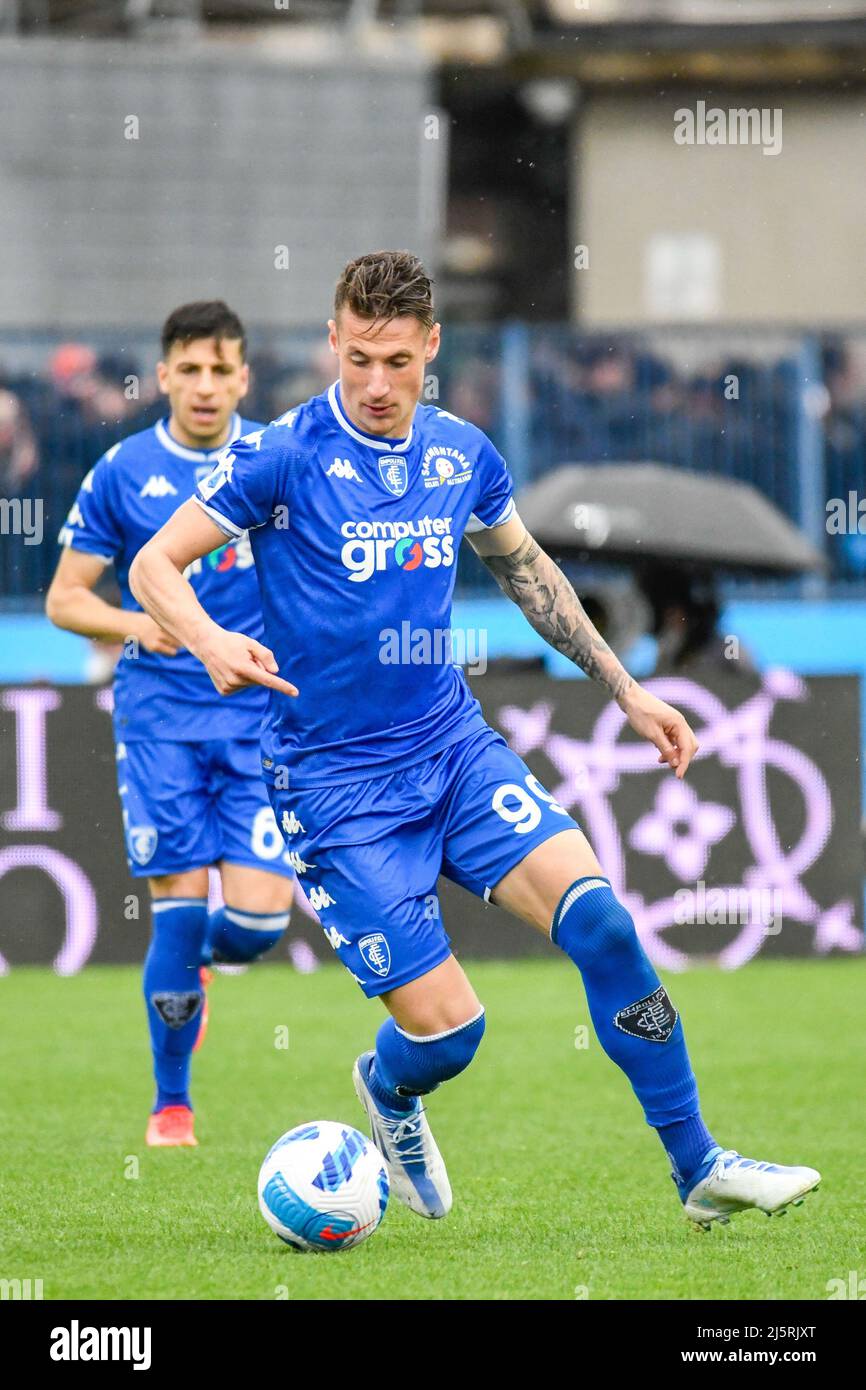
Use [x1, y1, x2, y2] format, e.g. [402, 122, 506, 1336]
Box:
[490, 828, 604, 935]
[441, 730, 600, 936]
[149, 868, 210, 900]
[210, 738, 296, 886]
[219, 861, 294, 914]
[117, 739, 220, 880]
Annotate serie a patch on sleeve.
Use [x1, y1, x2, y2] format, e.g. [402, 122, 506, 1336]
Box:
[613, 985, 678, 1042]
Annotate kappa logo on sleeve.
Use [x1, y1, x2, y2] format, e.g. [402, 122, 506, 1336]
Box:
[197, 450, 235, 501]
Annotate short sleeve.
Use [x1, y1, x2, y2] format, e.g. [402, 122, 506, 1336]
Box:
[57, 445, 123, 560]
[464, 436, 516, 534]
[193, 425, 303, 538]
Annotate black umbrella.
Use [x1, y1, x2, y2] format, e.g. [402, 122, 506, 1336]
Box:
[516, 464, 826, 575]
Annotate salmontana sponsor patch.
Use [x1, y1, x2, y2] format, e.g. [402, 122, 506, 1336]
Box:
[422, 445, 473, 488]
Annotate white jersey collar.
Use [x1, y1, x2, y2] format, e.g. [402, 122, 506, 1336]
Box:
[327, 382, 414, 453]
[156, 413, 242, 463]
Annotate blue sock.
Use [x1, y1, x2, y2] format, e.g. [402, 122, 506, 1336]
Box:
[202, 906, 290, 965]
[143, 897, 208, 1112]
[657, 1119, 722, 1194]
[552, 877, 717, 1191]
[369, 1010, 486, 1113]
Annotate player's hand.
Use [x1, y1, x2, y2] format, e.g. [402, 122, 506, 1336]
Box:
[135, 614, 182, 656]
[619, 684, 698, 779]
[196, 627, 298, 698]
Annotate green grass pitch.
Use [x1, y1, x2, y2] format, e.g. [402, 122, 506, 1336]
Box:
[2, 957, 863, 1301]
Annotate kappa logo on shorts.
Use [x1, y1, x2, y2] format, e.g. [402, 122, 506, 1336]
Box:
[286, 850, 315, 874]
[151, 991, 202, 1030]
[281, 810, 305, 835]
[358, 932, 391, 978]
[128, 825, 158, 866]
[613, 985, 678, 1043]
[323, 924, 350, 951]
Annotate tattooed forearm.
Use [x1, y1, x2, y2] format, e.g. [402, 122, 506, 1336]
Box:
[482, 535, 634, 704]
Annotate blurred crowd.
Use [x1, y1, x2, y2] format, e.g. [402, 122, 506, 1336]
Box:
[2, 331, 866, 599]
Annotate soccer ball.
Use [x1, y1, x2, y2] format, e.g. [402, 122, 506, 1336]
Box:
[258, 1120, 389, 1252]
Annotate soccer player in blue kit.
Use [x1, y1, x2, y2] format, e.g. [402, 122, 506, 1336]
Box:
[46, 302, 295, 1149]
[130, 255, 820, 1228]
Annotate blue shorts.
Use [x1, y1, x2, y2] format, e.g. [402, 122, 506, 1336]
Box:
[267, 725, 579, 997]
[117, 737, 295, 881]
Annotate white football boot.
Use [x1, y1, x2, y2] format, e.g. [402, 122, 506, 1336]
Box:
[353, 1052, 452, 1219]
[682, 1146, 821, 1230]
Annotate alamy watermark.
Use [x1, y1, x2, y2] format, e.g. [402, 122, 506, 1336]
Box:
[826, 492, 866, 534]
[379, 622, 487, 675]
[0, 497, 43, 545]
[826, 1271, 866, 1299]
[674, 101, 783, 157]
[674, 880, 782, 935]
[49, 1321, 151, 1369]
[0, 1276, 43, 1299]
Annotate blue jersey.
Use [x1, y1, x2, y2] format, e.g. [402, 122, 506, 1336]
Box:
[194, 384, 515, 788]
[59, 412, 268, 743]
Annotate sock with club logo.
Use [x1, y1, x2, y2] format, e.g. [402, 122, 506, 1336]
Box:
[553, 876, 717, 1191]
[143, 897, 208, 1112]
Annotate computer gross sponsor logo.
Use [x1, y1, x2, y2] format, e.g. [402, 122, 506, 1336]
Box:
[339, 516, 456, 582]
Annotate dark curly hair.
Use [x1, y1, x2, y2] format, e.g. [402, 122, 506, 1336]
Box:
[160, 300, 247, 360]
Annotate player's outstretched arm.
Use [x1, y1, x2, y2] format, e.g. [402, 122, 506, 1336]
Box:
[129, 499, 298, 698]
[468, 513, 698, 778]
[46, 548, 180, 655]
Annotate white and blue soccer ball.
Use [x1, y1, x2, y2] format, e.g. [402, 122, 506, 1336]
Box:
[258, 1121, 389, 1252]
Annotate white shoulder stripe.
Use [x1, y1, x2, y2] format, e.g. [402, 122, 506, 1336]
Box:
[192, 495, 243, 539]
[465, 497, 515, 534]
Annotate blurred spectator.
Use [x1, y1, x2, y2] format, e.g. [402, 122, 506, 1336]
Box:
[0, 388, 38, 495]
[264, 342, 335, 418]
[2, 324, 866, 600]
[639, 563, 755, 678]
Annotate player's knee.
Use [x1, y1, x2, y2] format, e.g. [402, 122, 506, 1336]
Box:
[552, 877, 639, 968]
[376, 1008, 486, 1096]
[219, 868, 294, 916]
[207, 906, 290, 964]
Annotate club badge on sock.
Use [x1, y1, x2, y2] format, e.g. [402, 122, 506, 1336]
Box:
[151, 991, 203, 1030]
[614, 985, 678, 1043]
